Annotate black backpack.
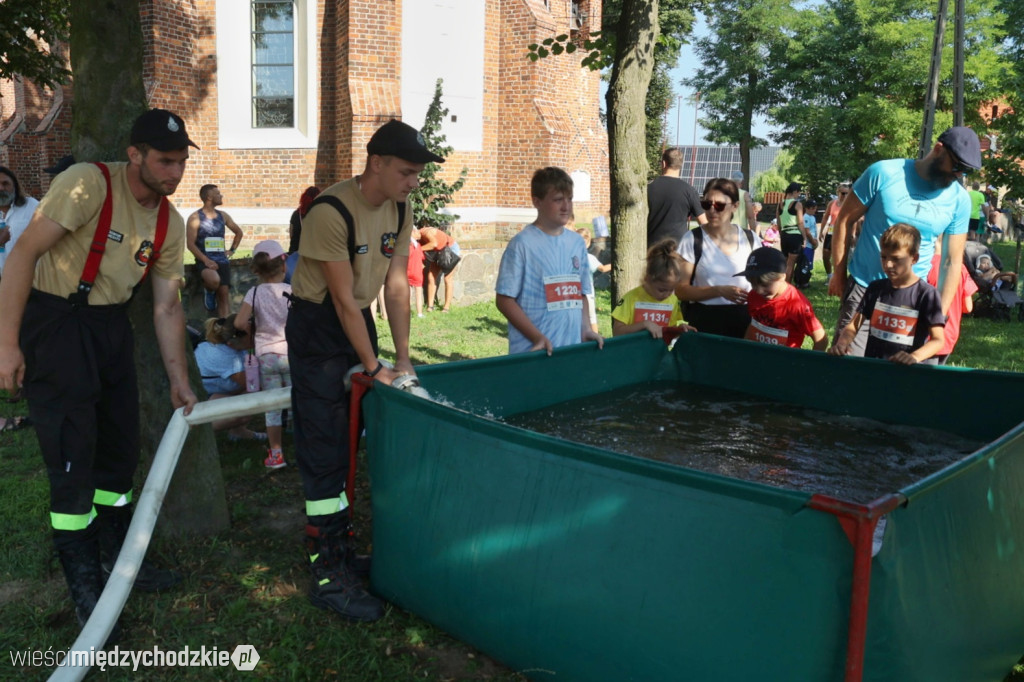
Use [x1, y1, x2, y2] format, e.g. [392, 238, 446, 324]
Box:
[792, 250, 813, 288]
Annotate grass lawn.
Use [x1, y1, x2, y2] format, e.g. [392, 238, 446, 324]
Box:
[1, 240, 1022, 680]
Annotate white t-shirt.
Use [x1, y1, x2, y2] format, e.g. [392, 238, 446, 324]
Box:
[0, 197, 39, 274]
[677, 224, 756, 306]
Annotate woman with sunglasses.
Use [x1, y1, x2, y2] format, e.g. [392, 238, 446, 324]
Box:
[820, 182, 852, 282]
[675, 178, 759, 337]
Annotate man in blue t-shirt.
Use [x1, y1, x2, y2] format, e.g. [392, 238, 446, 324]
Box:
[827, 126, 981, 355]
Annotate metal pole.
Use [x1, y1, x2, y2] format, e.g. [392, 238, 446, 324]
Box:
[919, 0, 950, 159]
[690, 91, 701, 184]
[676, 95, 682, 148]
[953, 0, 965, 126]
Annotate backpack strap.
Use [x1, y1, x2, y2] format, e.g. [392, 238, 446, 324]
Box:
[308, 194, 408, 262]
[688, 227, 754, 285]
[688, 227, 704, 285]
[310, 195, 357, 262]
[307, 194, 407, 305]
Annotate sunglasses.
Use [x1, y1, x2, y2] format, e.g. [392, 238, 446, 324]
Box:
[700, 199, 730, 212]
[838, 191, 849, 196]
[946, 148, 971, 175]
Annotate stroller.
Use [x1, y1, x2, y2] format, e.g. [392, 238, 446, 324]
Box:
[984, 283, 1024, 321]
[965, 241, 1024, 321]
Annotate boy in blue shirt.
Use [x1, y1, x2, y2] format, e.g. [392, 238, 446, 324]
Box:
[830, 223, 945, 365]
[496, 167, 604, 355]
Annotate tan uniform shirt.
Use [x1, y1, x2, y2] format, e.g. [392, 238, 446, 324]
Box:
[291, 178, 412, 308]
[34, 162, 186, 305]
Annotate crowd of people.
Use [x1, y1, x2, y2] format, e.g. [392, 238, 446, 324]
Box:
[0, 106, 1016, 647]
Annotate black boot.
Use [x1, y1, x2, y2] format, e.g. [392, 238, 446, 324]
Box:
[96, 504, 182, 592]
[55, 527, 121, 645]
[306, 514, 384, 622]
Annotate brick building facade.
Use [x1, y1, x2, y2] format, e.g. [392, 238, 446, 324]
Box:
[1, 0, 609, 257]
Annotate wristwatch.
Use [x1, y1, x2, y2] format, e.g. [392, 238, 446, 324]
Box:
[366, 362, 384, 377]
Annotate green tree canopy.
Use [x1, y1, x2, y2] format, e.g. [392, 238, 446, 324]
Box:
[684, 0, 792, 186]
[986, 0, 1024, 204]
[0, 0, 70, 85]
[770, 0, 1006, 195]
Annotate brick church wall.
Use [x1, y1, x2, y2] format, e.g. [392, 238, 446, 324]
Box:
[2, 0, 610, 307]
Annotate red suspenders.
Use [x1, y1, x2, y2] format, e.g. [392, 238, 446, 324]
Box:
[71, 162, 169, 305]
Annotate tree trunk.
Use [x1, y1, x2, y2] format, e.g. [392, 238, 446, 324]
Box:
[606, 0, 660, 303]
[69, 0, 147, 160]
[131, 281, 230, 536]
[70, 0, 229, 536]
[739, 70, 757, 194]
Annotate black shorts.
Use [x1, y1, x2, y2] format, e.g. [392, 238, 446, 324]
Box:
[823, 234, 833, 251]
[424, 246, 460, 275]
[780, 232, 804, 256]
[213, 258, 232, 288]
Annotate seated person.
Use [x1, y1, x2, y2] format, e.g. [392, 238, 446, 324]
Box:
[975, 254, 1018, 291]
[194, 315, 266, 441]
[964, 240, 1003, 279]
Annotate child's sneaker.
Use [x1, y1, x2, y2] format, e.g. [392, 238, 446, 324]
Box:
[264, 448, 286, 470]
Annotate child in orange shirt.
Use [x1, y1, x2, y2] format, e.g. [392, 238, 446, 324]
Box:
[408, 227, 426, 318]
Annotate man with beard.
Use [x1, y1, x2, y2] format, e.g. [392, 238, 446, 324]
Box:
[0, 166, 40, 279]
[827, 126, 981, 356]
[0, 109, 197, 638]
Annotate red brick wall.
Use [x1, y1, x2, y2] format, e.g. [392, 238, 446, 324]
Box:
[3, 0, 609, 234]
[493, 0, 608, 221]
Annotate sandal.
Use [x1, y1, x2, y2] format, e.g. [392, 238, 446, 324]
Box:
[0, 416, 32, 433]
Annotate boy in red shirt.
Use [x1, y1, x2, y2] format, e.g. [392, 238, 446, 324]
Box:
[736, 247, 827, 350]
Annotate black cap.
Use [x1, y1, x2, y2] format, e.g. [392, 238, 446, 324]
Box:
[44, 155, 76, 175]
[734, 247, 787, 278]
[937, 126, 983, 170]
[130, 108, 199, 151]
[785, 182, 803, 194]
[366, 119, 445, 164]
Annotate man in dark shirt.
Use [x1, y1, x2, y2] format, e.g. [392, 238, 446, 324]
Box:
[647, 147, 707, 247]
